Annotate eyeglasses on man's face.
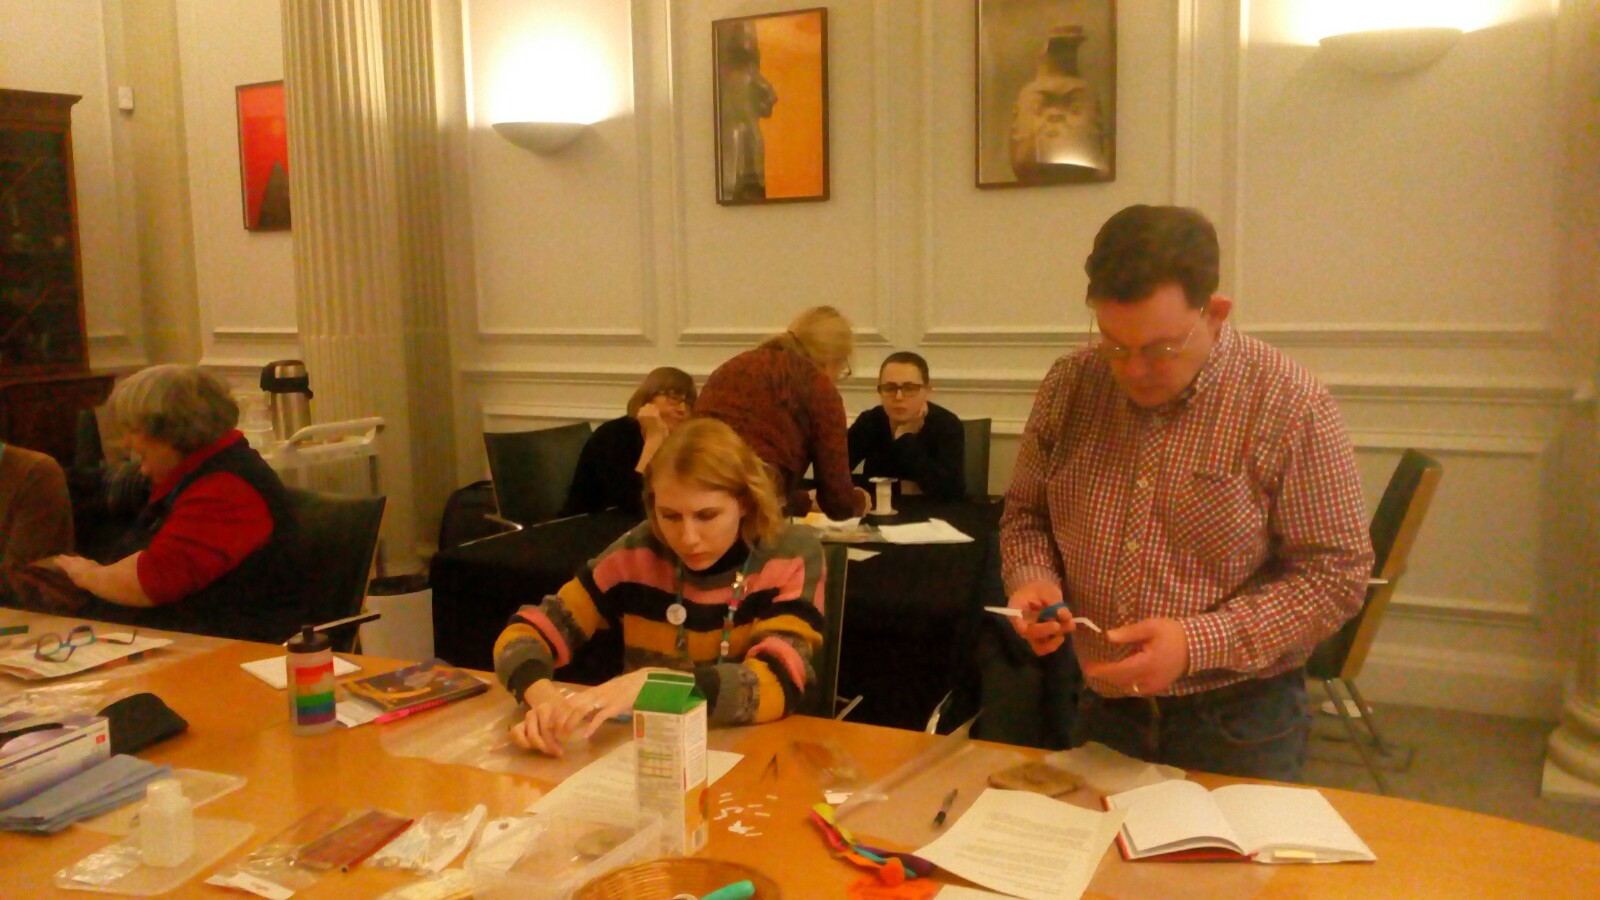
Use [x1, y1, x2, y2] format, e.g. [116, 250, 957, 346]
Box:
[34, 625, 139, 663]
[1091, 305, 1208, 364]
[876, 382, 926, 398]
[651, 390, 690, 407]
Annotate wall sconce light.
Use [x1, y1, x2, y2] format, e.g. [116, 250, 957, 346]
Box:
[492, 121, 588, 153]
[1319, 26, 1463, 75]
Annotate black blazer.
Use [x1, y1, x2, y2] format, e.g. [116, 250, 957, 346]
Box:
[847, 402, 966, 501]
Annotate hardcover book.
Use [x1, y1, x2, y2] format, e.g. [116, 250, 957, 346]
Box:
[341, 659, 487, 718]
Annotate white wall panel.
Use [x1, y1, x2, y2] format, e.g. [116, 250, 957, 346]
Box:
[174, 0, 298, 369]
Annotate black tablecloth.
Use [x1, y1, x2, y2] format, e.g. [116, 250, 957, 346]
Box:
[429, 499, 1002, 730]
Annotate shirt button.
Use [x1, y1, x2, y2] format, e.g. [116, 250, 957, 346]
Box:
[1135, 477, 1150, 490]
[1126, 539, 1141, 552]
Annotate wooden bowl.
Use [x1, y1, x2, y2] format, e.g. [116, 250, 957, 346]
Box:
[573, 858, 781, 899]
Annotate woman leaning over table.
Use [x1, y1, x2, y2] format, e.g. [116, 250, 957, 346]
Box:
[46, 364, 298, 643]
[693, 305, 870, 520]
[561, 366, 697, 517]
[495, 418, 827, 756]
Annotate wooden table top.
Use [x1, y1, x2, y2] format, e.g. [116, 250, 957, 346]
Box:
[2, 612, 1596, 898]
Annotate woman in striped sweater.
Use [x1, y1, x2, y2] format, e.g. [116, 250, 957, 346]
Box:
[495, 418, 827, 756]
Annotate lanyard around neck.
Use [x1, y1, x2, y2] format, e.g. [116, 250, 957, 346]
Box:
[673, 550, 756, 665]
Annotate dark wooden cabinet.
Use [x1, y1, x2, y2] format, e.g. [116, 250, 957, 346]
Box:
[0, 89, 109, 464]
[1, 89, 87, 375]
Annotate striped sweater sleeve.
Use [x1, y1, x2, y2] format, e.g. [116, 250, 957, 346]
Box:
[492, 532, 631, 703]
[700, 527, 827, 725]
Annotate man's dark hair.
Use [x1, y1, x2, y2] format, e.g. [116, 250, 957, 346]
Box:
[879, 351, 930, 384]
[1084, 205, 1219, 309]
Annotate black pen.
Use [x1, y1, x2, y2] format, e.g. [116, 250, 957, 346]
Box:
[933, 788, 958, 828]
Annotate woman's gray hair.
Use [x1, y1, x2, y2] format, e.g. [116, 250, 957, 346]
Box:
[107, 364, 239, 454]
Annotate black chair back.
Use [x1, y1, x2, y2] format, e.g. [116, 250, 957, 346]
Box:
[483, 422, 593, 527]
[1308, 449, 1442, 680]
[961, 418, 992, 501]
[804, 542, 849, 717]
[282, 488, 386, 652]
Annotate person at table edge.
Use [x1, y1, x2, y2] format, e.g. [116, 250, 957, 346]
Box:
[46, 364, 299, 643]
[0, 441, 74, 604]
[693, 305, 871, 520]
[1002, 204, 1372, 781]
[495, 418, 827, 755]
[847, 350, 966, 502]
[561, 366, 697, 517]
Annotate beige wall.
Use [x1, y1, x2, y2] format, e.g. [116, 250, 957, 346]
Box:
[174, 0, 298, 377]
[455, 0, 1596, 717]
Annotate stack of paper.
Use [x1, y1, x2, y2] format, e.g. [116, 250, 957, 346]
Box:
[0, 755, 171, 834]
[0, 633, 171, 680]
[877, 519, 974, 544]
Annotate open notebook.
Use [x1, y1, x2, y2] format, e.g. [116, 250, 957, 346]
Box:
[1105, 780, 1376, 864]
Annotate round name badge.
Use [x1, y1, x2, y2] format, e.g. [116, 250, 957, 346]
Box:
[666, 603, 688, 626]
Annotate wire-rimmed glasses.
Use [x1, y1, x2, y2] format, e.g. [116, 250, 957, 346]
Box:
[33, 625, 139, 663]
[1090, 303, 1208, 364]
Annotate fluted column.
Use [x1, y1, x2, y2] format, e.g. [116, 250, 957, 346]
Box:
[282, 0, 418, 567]
[1542, 0, 1600, 805]
[1543, 400, 1600, 803]
[380, 0, 458, 541]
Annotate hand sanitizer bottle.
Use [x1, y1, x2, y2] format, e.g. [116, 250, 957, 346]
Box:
[139, 778, 195, 867]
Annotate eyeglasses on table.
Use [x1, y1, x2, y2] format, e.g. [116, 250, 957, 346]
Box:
[33, 625, 140, 663]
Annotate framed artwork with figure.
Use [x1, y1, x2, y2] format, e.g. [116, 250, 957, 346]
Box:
[713, 7, 829, 205]
[976, 0, 1116, 188]
[235, 80, 291, 230]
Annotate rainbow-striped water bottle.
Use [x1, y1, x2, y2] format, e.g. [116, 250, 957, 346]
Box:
[286, 625, 337, 735]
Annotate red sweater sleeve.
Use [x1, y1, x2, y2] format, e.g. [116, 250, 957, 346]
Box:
[135, 472, 274, 605]
[807, 369, 866, 519]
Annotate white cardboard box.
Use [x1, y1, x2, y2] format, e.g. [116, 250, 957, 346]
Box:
[0, 714, 112, 810]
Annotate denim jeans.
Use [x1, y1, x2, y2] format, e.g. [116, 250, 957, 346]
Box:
[1069, 669, 1310, 782]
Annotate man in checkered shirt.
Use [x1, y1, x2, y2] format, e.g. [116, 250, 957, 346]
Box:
[1000, 205, 1373, 781]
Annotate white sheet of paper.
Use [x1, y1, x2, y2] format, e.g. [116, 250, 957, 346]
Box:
[915, 788, 1125, 900]
[0, 634, 172, 680]
[240, 655, 360, 689]
[846, 549, 880, 562]
[524, 741, 742, 821]
[876, 518, 974, 545]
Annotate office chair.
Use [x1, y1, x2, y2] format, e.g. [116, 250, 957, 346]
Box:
[482, 422, 593, 527]
[1308, 449, 1442, 794]
[961, 418, 992, 501]
[805, 542, 860, 718]
[283, 488, 387, 653]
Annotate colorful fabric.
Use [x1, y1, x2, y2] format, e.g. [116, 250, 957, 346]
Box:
[694, 347, 866, 519]
[1001, 323, 1372, 698]
[494, 522, 827, 725]
[0, 444, 74, 602]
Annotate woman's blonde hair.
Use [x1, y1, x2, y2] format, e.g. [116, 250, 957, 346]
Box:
[759, 305, 854, 374]
[644, 418, 785, 546]
[625, 367, 697, 417]
[107, 364, 239, 454]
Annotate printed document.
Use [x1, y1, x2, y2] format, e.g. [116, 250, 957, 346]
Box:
[915, 788, 1125, 900]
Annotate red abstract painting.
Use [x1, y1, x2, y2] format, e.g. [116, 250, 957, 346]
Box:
[235, 81, 290, 230]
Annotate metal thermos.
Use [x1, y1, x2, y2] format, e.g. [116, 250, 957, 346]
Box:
[260, 360, 314, 440]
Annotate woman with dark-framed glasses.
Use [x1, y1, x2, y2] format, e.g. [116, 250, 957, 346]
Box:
[561, 367, 698, 517]
[43, 364, 298, 643]
[847, 351, 966, 501]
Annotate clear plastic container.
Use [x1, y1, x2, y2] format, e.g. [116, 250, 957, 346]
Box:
[467, 812, 663, 900]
